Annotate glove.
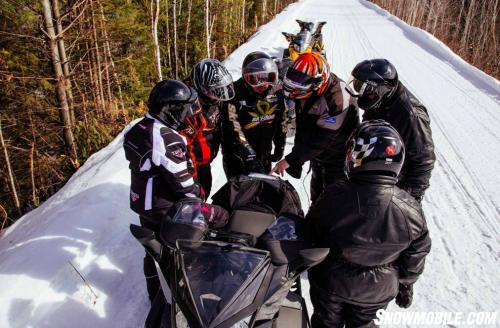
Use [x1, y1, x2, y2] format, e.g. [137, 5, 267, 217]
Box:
[285, 163, 302, 179]
[396, 284, 413, 308]
[405, 186, 424, 203]
[201, 204, 229, 228]
[244, 153, 265, 174]
[269, 147, 285, 162]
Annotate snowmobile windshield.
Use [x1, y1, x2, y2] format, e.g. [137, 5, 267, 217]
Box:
[202, 74, 235, 101]
[293, 32, 312, 53]
[267, 216, 299, 241]
[172, 202, 209, 230]
[177, 241, 269, 327]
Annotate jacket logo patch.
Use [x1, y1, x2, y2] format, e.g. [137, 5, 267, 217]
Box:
[131, 190, 140, 202]
[385, 145, 395, 156]
[171, 149, 185, 159]
[244, 101, 278, 129]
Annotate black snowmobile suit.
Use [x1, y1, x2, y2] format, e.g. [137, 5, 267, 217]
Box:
[124, 114, 203, 306]
[221, 78, 287, 177]
[306, 174, 431, 328]
[363, 82, 435, 201]
[284, 73, 358, 203]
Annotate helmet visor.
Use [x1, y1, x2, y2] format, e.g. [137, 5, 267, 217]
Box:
[206, 73, 235, 101]
[203, 83, 235, 101]
[243, 71, 278, 87]
[345, 76, 376, 97]
[283, 68, 318, 91]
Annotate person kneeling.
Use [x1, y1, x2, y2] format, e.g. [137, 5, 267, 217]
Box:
[306, 120, 431, 328]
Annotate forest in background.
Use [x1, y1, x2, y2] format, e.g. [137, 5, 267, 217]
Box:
[0, 0, 296, 230]
[370, 0, 499, 79]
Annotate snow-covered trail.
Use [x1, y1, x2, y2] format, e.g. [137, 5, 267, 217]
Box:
[1, 0, 499, 327]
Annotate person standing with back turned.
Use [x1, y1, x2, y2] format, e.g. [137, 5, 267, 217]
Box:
[346, 59, 435, 202]
[307, 120, 431, 328]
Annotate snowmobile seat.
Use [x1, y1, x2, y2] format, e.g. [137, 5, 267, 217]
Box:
[275, 291, 308, 328]
[228, 210, 276, 238]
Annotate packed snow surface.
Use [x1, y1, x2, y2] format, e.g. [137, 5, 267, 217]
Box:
[1, 0, 499, 327]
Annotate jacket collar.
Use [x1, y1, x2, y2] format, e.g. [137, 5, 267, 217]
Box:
[349, 173, 398, 186]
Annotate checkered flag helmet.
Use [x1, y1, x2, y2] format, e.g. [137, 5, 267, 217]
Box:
[345, 120, 405, 178]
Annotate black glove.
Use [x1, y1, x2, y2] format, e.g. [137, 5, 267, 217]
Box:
[285, 163, 302, 179]
[396, 284, 413, 308]
[399, 184, 424, 203]
[244, 154, 265, 174]
[269, 147, 285, 162]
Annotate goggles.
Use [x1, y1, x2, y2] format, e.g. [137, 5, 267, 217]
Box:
[243, 71, 278, 87]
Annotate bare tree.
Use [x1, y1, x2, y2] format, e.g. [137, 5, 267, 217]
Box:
[184, 0, 193, 74]
[173, 0, 179, 78]
[0, 117, 21, 216]
[205, 0, 210, 57]
[42, 0, 78, 163]
[151, 0, 162, 81]
[52, 0, 75, 126]
[98, 0, 125, 112]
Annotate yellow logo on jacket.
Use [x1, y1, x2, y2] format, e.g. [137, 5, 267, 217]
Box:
[243, 101, 277, 130]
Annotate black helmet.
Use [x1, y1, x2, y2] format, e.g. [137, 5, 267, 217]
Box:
[346, 59, 398, 110]
[147, 79, 199, 130]
[345, 120, 405, 179]
[242, 51, 279, 94]
[190, 59, 235, 102]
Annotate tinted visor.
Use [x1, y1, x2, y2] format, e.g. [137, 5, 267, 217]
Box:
[284, 68, 317, 91]
[346, 76, 376, 98]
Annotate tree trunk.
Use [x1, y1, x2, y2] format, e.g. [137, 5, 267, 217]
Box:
[90, 0, 106, 114]
[0, 116, 21, 216]
[151, 0, 162, 81]
[42, 0, 78, 164]
[241, 0, 246, 37]
[165, 0, 172, 68]
[184, 0, 193, 74]
[205, 0, 210, 57]
[98, 0, 125, 112]
[173, 0, 179, 78]
[52, 0, 75, 126]
[461, 0, 477, 52]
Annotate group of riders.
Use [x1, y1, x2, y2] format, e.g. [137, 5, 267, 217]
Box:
[124, 21, 435, 328]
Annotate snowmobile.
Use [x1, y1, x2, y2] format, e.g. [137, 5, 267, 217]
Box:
[279, 20, 327, 138]
[282, 20, 327, 61]
[130, 174, 329, 328]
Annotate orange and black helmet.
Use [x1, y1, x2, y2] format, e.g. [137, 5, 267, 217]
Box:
[282, 53, 330, 99]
